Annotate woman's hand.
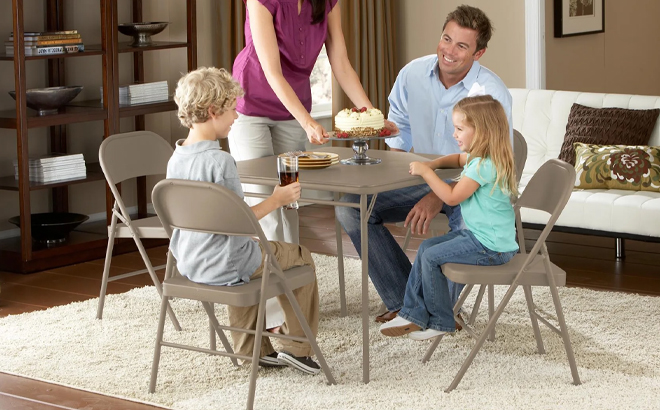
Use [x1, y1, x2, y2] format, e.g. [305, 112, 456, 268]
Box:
[304, 119, 330, 145]
[409, 161, 432, 177]
[384, 119, 399, 135]
[273, 183, 301, 207]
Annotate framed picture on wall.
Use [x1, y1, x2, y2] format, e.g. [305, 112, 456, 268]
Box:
[554, 0, 605, 37]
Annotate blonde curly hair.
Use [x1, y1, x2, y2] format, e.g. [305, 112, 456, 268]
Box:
[174, 67, 244, 129]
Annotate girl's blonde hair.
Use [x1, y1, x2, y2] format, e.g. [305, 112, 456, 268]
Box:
[454, 95, 519, 197]
[174, 67, 244, 129]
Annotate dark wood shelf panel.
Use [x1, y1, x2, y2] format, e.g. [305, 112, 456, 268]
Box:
[0, 163, 104, 192]
[0, 45, 103, 61]
[117, 41, 190, 53]
[0, 104, 107, 129]
[70, 97, 176, 117]
[0, 231, 108, 273]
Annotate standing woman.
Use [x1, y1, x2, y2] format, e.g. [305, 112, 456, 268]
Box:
[229, 0, 393, 243]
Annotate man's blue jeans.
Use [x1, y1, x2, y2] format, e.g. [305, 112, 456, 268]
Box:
[335, 184, 464, 311]
[398, 230, 517, 332]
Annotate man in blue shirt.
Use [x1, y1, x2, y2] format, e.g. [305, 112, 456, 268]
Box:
[336, 5, 513, 323]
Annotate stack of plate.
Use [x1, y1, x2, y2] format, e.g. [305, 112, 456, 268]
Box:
[280, 152, 339, 169]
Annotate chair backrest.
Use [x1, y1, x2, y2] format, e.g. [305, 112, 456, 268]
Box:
[513, 129, 527, 184]
[514, 159, 575, 255]
[152, 179, 269, 245]
[99, 130, 174, 185]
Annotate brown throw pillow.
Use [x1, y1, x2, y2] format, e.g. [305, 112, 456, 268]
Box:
[574, 143, 660, 192]
[559, 103, 660, 165]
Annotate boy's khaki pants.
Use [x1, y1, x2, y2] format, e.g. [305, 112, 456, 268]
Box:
[227, 241, 319, 358]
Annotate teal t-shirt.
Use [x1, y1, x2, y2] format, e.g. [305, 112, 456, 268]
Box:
[460, 156, 518, 253]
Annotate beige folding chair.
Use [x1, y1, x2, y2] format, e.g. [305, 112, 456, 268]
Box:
[96, 131, 180, 331]
[421, 158, 581, 392]
[395, 129, 528, 336]
[149, 179, 336, 409]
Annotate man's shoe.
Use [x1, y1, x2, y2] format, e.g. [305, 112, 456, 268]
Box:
[375, 309, 399, 323]
[259, 352, 287, 368]
[409, 328, 448, 341]
[379, 316, 421, 337]
[277, 351, 321, 375]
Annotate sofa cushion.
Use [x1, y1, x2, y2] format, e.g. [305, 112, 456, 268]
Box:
[574, 143, 660, 192]
[559, 103, 660, 165]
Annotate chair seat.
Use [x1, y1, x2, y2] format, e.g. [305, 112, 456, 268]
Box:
[111, 216, 169, 238]
[443, 254, 566, 287]
[163, 265, 315, 307]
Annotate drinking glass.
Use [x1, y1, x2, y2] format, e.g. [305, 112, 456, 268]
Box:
[277, 155, 299, 210]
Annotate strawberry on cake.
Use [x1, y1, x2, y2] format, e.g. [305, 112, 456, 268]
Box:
[334, 107, 391, 138]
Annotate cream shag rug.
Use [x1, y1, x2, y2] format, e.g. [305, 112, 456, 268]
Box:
[1, 254, 660, 410]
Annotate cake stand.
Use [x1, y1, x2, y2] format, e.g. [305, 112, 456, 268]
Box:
[328, 131, 399, 165]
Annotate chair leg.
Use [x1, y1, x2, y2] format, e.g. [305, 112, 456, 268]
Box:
[547, 282, 581, 385]
[523, 285, 545, 354]
[96, 222, 117, 320]
[201, 302, 237, 366]
[247, 291, 269, 410]
[402, 225, 412, 251]
[446, 284, 519, 392]
[134, 236, 182, 331]
[334, 201, 347, 317]
[282, 285, 336, 385]
[541, 245, 580, 385]
[487, 284, 495, 341]
[468, 285, 486, 326]
[149, 295, 169, 393]
[208, 303, 216, 351]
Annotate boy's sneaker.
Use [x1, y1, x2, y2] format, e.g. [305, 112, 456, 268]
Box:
[277, 351, 321, 375]
[259, 352, 286, 368]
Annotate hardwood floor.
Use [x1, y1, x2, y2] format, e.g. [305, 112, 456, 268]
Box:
[1, 204, 660, 409]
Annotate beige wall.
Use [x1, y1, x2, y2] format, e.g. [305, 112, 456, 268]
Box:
[546, 0, 660, 95]
[0, 0, 215, 234]
[394, 0, 526, 88]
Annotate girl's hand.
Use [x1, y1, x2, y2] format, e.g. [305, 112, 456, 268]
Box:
[409, 161, 431, 177]
[273, 183, 301, 207]
[384, 119, 399, 134]
[304, 119, 329, 145]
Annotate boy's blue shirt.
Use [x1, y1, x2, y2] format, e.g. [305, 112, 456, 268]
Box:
[166, 139, 262, 286]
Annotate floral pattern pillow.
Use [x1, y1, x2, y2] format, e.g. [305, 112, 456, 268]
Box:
[574, 143, 660, 191]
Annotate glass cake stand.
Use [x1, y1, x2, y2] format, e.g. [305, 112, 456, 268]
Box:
[328, 131, 400, 165]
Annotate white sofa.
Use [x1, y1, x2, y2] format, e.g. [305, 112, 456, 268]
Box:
[510, 88, 660, 255]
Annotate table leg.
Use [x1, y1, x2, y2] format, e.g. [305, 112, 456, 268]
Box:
[360, 193, 370, 383]
[359, 192, 378, 384]
[334, 192, 347, 316]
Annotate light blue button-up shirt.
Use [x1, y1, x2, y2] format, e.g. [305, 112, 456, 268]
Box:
[386, 55, 512, 154]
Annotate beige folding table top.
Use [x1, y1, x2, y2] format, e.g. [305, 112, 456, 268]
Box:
[237, 146, 460, 383]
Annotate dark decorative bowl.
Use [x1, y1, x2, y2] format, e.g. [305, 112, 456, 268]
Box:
[9, 212, 89, 244]
[9, 85, 83, 115]
[118, 22, 169, 46]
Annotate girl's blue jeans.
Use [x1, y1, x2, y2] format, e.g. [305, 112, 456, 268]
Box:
[398, 229, 517, 332]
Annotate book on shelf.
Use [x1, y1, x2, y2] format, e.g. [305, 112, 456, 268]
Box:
[6, 38, 83, 46]
[13, 153, 87, 183]
[10, 30, 78, 36]
[8, 33, 81, 41]
[6, 43, 84, 56]
[13, 153, 84, 165]
[100, 81, 170, 104]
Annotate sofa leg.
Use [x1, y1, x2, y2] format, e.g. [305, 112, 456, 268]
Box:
[615, 238, 625, 260]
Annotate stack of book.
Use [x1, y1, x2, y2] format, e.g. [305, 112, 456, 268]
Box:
[13, 153, 87, 183]
[5, 30, 84, 56]
[100, 81, 169, 105]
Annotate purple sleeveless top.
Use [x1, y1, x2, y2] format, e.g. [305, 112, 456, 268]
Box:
[233, 0, 338, 121]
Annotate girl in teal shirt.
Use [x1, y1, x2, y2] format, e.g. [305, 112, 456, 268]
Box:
[380, 95, 519, 341]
